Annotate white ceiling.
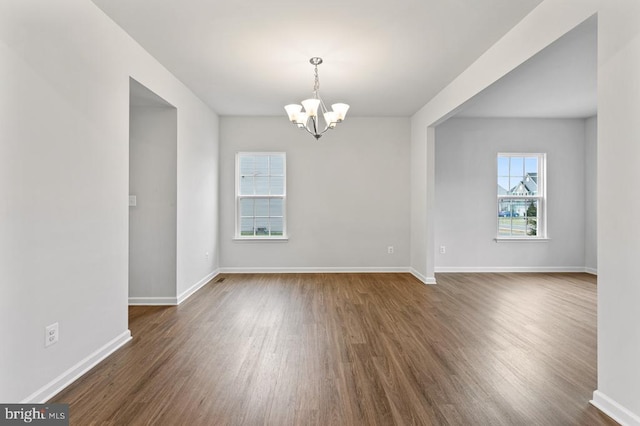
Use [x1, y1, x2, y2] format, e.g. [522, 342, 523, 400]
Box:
[92, 0, 545, 117]
[456, 15, 597, 119]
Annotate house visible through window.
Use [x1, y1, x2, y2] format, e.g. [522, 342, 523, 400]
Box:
[236, 152, 286, 239]
[497, 153, 546, 238]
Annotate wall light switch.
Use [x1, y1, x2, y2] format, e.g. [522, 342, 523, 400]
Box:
[129, 195, 137, 207]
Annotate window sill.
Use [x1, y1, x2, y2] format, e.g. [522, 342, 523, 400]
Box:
[494, 237, 550, 243]
[233, 236, 289, 242]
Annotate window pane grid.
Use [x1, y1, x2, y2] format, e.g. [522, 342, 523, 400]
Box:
[236, 153, 286, 238]
[497, 153, 544, 238]
[239, 155, 285, 196]
[497, 195, 543, 200]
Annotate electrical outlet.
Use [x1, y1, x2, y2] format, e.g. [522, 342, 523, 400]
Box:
[205, 251, 209, 259]
[387, 246, 394, 254]
[45, 323, 59, 347]
[439, 245, 446, 254]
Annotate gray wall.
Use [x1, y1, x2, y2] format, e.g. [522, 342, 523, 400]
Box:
[129, 105, 177, 300]
[434, 117, 589, 271]
[219, 117, 411, 271]
[0, 0, 219, 402]
[584, 116, 597, 273]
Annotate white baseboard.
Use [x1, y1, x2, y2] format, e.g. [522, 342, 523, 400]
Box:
[177, 269, 219, 304]
[410, 268, 427, 283]
[128, 296, 177, 306]
[22, 330, 132, 403]
[585, 267, 598, 275]
[128, 269, 220, 306]
[410, 268, 437, 285]
[218, 266, 411, 274]
[434, 266, 590, 273]
[591, 390, 640, 426]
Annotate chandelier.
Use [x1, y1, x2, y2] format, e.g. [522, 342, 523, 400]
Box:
[284, 57, 350, 140]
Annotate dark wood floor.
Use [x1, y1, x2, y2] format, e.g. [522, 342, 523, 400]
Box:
[52, 273, 617, 425]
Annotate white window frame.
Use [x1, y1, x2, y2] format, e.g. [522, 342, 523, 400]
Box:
[234, 152, 287, 241]
[496, 152, 547, 240]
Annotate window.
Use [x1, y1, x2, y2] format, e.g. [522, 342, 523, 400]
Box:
[497, 153, 546, 239]
[235, 152, 286, 239]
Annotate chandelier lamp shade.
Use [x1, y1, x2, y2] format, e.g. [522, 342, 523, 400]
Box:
[284, 57, 350, 140]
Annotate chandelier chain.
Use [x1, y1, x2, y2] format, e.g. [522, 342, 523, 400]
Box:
[313, 64, 320, 96]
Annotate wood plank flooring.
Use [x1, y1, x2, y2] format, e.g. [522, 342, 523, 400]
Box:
[52, 273, 617, 425]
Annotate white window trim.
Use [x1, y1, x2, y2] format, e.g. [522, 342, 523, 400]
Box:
[496, 152, 547, 240]
[494, 237, 550, 243]
[234, 152, 288, 241]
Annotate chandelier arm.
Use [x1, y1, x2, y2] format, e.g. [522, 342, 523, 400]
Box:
[318, 98, 329, 114]
[302, 126, 330, 139]
[307, 116, 318, 136]
[302, 119, 331, 139]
